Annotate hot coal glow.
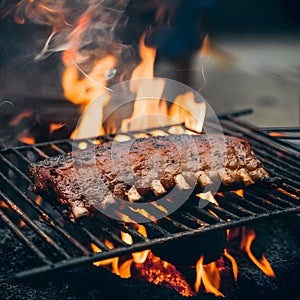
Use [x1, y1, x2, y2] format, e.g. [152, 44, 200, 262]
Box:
[89, 224, 276, 297]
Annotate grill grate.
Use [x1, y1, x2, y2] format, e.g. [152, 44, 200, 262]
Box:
[0, 110, 299, 279]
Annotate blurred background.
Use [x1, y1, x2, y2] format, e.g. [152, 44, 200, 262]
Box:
[0, 0, 299, 137]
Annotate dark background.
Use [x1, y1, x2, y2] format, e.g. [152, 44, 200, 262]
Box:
[0, 0, 299, 130]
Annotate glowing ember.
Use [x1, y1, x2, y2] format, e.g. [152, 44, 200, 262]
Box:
[0, 201, 9, 208]
[35, 196, 42, 205]
[216, 192, 224, 197]
[90, 225, 194, 296]
[89, 223, 277, 297]
[134, 252, 195, 297]
[18, 220, 26, 228]
[194, 256, 224, 297]
[277, 187, 298, 199]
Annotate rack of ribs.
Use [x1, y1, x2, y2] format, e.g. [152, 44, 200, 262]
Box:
[29, 134, 270, 219]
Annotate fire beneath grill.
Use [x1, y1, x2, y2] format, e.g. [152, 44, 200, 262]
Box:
[1, 216, 299, 299]
[0, 118, 299, 299]
[87, 224, 276, 298]
[0, 2, 299, 298]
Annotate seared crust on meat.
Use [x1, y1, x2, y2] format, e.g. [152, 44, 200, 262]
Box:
[29, 134, 269, 218]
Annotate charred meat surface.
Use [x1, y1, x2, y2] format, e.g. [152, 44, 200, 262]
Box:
[29, 134, 269, 218]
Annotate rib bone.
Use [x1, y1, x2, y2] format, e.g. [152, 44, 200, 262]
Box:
[126, 186, 142, 202]
[151, 180, 167, 196]
[196, 171, 213, 187]
[238, 168, 255, 186]
[175, 174, 191, 190]
[69, 201, 89, 219]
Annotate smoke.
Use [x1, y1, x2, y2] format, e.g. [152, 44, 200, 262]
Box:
[1, 0, 181, 85]
[2, 1, 128, 73]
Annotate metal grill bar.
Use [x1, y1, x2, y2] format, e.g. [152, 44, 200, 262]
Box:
[0, 170, 90, 255]
[0, 190, 71, 259]
[13, 206, 299, 279]
[0, 208, 52, 265]
[0, 112, 299, 279]
[222, 118, 300, 157]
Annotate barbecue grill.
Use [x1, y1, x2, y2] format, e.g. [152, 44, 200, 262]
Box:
[0, 109, 299, 279]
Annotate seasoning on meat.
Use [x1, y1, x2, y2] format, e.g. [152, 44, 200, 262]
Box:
[29, 134, 269, 218]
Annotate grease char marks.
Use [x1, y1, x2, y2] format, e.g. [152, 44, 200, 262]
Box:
[29, 134, 269, 219]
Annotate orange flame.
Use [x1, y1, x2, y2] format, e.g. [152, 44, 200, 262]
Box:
[62, 54, 116, 139]
[121, 34, 167, 132]
[208, 209, 219, 218]
[128, 207, 157, 222]
[35, 196, 42, 205]
[0, 201, 9, 208]
[120, 34, 207, 135]
[91, 225, 150, 279]
[227, 227, 275, 278]
[170, 92, 206, 133]
[9, 111, 33, 126]
[19, 220, 26, 228]
[62, 12, 116, 139]
[223, 249, 238, 281]
[121, 225, 150, 265]
[18, 136, 35, 145]
[62, 14, 91, 66]
[90, 241, 122, 276]
[196, 191, 219, 206]
[63, 32, 207, 138]
[241, 229, 276, 277]
[194, 256, 224, 297]
[50, 123, 64, 134]
[90, 225, 194, 296]
[269, 132, 286, 137]
[62, 55, 115, 106]
[232, 189, 244, 198]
